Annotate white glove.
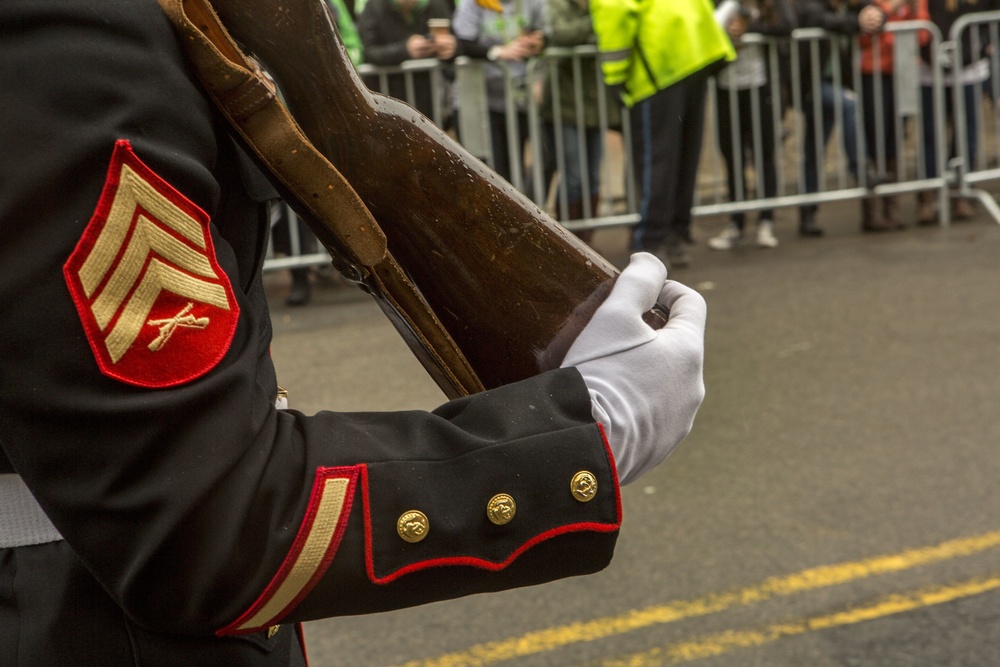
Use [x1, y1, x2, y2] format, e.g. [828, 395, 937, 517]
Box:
[561, 253, 707, 485]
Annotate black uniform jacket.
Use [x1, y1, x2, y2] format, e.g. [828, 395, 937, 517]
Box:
[0, 0, 620, 663]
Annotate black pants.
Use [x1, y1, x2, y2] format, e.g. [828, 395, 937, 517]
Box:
[629, 69, 711, 250]
[861, 73, 899, 166]
[715, 84, 778, 230]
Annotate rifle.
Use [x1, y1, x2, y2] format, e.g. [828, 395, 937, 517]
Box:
[158, 0, 666, 398]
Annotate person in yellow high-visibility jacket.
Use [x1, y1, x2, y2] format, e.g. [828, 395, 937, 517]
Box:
[591, 0, 735, 267]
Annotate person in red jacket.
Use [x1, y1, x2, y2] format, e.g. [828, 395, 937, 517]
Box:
[858, 0, 931, 230]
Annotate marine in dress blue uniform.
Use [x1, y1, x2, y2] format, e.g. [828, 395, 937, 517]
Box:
[0, 1, 622, 663]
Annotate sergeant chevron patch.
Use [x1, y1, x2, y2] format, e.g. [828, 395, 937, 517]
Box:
[64, 140, 239, 388]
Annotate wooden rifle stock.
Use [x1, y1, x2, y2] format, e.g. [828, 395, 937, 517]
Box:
[169, 0, 662, 397]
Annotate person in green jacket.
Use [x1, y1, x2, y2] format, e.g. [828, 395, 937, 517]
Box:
[590, 0, 734, 267]
[329, 0, 365, 66]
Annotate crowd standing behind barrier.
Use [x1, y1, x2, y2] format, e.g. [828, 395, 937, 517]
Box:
[265, 12, 1000, 276]
[707, 0, 795, 251]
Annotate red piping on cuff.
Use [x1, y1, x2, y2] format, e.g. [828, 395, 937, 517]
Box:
[362, 423, 623, 585]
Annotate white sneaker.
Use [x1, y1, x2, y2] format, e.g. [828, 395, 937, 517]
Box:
[756, 220, 779, 248]
[707, 224, 744, 250]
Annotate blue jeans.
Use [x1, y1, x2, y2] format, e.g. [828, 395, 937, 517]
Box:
[629, 70, 710, 250]
[802, 81, 860, 195]
[544, 122, 604, 210]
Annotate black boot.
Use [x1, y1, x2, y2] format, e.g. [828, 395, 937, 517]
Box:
[799, 205, 824, 238]
[286, 268, 312, 306]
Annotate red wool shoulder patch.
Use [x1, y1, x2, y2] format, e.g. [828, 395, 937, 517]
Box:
[64, 140, 240, 388]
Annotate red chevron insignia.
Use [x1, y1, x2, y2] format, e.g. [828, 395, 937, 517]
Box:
[64, 140, 240, 388]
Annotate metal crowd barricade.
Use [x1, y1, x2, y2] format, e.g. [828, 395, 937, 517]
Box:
[948, 9, 1000, 223]
[452, 46, 642, 235]
[696, 32, 807, 218]
[695, 22, 949, 224]
[457, 26, 954, 238]
[867, 21, 949, 214]
[264, 58, 451, 274]
[528, 45, 640, 231]
[357, 57, 449, 127]
[263, 17, 1000, 274]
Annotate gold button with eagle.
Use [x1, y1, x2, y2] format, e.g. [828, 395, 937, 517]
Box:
[570, 471, 598, 502]
[397, 510, 430, 543]
[486, 493, 516, 525]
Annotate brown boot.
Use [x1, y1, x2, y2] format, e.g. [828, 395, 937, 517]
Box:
[878, 159, 904, 230]
[916, 191, 938, 226]
[951, 195, 976, 220]
[882, 194, 904, 230]
[861, 196, 892, 232]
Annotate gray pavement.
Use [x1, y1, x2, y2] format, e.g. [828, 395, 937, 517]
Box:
[266, 195, 1000, 667]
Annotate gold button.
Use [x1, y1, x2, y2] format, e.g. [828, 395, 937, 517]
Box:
[397, 510, 430, 543]
[486, 493, 516, 525]
[570, 471, 598, 502]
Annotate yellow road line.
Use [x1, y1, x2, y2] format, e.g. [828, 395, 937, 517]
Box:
[596, 574, 1000, 666]
[391, 530, 1000, 667]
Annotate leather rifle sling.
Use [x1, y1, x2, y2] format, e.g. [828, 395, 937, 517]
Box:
[157, 0, 485, 398]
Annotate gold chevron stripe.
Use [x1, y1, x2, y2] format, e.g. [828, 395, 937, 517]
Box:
[236, 477, 351, 632]
[78, 164, 206, 298]
[91, 215, 217, 330]
[104, 259, 230, 363]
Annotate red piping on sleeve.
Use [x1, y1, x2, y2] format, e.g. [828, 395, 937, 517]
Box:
[362, 424, 623, 585]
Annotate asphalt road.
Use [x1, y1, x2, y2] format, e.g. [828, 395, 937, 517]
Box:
[266, 197, 1000, 667]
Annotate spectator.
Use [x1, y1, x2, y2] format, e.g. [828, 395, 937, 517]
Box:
[357, 0, 456, 122]
[540, 0, 620, 244]
[453, 0, 546, 185]
[858, 0, 931, 231]
[917, 0, 999, 224]
[591, 0, 735, 268]
[708, 0, 796, 251]
[330, 0, 365, 66]
[795, 0, 875, 237]
[270, 202, 319, 306]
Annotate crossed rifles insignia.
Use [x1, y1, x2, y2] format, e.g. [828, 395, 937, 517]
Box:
[64, 140, 240, 388]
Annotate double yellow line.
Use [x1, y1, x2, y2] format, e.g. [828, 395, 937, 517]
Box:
[596, 575, 1000, 667]
[391, 530, 1000, 667]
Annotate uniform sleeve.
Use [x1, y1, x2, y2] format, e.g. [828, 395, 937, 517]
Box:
[0, 0, 620, 637]
[589, 0, 639, 86]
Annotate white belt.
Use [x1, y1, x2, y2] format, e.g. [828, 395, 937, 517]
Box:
[0, 474, 63, 548]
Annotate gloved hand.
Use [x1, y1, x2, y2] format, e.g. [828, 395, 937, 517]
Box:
[561, 253, 707, 485]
